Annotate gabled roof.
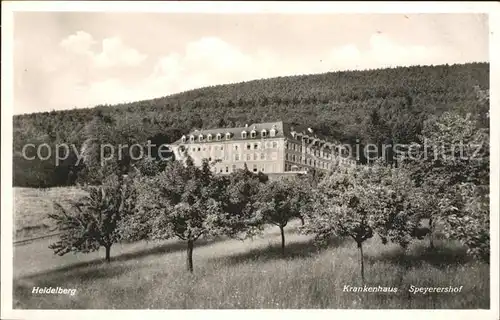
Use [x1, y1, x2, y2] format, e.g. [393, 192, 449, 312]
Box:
[172, 120, 341, 146]
[173, 121, 286, 144]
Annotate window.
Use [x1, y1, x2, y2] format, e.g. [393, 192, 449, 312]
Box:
[216, 133, 222, 141]
[234, 145, 238, 150]
[235, 154, 240, 161]
[285, 142, 289, 149]
[221, 146, 224, 151]
[232, 164, 236, 171]
[260, 167, 265, 172]
[254, 143, 258, 149]
[209, 157, 212, 161]
[198, 147, 201, 151]
[219, 168, 223, 173]
[225, 166, 229, 173]
[261, 130, 267, 137]
[246, 154, 251, 161]
[190, 135, 195, 143]
[250, 130, 256, 138]
[198, 135, 204, 142]
[270, 128, 276, 137]
[253, 164, 258, 172]
[286, 154, 289, 160]
[207, 134, 212, 141]
[242, 131, 247, 138]
[247, 144, 251, 150]
[260, 153, 265, 160]
[181, 136, 186, 143]
[192, 147, 196, 152]
[253, 153, 258, 160]
[272, 142, 277, 148]
[226, 132, 231, 140]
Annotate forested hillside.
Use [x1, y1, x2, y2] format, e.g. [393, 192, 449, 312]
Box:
[13, 62, 489, 188]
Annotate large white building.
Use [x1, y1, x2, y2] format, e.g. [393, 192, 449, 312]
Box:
[170, 121, 356, 175]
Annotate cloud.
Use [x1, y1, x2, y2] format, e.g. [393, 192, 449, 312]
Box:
[59, 31, 96, 55]
[93, 37, 147, 68]
[59, 31, 147, 68]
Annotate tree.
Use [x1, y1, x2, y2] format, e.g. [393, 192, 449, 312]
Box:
[404, 111, 489, 255]
[220, 165, 268, 240]
[48, 174, 136, 262]
[122, 157, 226, 272]
[305, 163, 419, 283]
[255, 178, 309, 255]
[440, 183, 489, 261]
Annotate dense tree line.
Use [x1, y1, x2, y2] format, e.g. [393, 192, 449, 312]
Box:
[13, 62, 489, 187]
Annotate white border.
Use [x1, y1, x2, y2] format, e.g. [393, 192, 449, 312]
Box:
[1, 2, 499, 320]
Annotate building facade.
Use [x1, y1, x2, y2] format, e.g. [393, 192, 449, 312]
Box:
[170, 121, 356, 175]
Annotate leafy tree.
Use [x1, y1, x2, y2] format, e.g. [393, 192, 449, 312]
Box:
[48, 174, 136, 262]
[219, 165, 268, 239]
[440, 183, 489, 261]
[305, 163, 419, 283]
[121, 157, 226, 272]
[404, 111, 489, 255]
[255, 178, 310, 255]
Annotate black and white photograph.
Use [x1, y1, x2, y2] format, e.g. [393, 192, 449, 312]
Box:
[1, 1, 499, 319]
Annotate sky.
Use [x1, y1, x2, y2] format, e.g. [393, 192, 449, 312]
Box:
[13, 12, 489, 114]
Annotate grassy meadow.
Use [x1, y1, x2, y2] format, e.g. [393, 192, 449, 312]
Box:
[12, 187, 490, 309]
[14, 187, 88, 240]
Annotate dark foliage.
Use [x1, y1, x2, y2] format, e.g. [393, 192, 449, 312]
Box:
[13, 63, 489, 187]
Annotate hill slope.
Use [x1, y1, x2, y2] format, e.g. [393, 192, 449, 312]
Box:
[13, 62, 489, 187]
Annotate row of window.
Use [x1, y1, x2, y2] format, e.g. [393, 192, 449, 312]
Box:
[235, 153, 277, 161]
[186, 141, 278, 153]
[213, 164, 266, 174]
[285, 155, 356, 168]
[286, 142, 336, 160]
[201, 152, 277, 162]
[182, 128, 277, 143]
[286, 155, 332, 169]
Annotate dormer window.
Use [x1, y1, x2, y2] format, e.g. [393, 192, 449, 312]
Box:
[181, 135, 187, 143]
[270, 128, 277, 137]
[216, 133, 222, 141]
[261, 129, 267, 138]
[225, 132, 232, 140]
[207, 134, 213, 141]
[250, 130, 256, 138]
[242, 131, 247, 139]
[198, 134, 204, 142]
[189, 135, 195, 143]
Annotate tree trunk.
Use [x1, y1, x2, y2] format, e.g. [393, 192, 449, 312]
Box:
[280, 225, 286, 256]
[357, 241, 365, 284]
[299, 216, 305, 226]
[105, 244, 111, 263]
[186, 239, 194, 273]
[429, 217, 435, 250]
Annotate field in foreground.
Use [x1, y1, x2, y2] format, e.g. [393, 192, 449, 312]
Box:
[14, 187, 87, 240]
[13, 221, 489, 309]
